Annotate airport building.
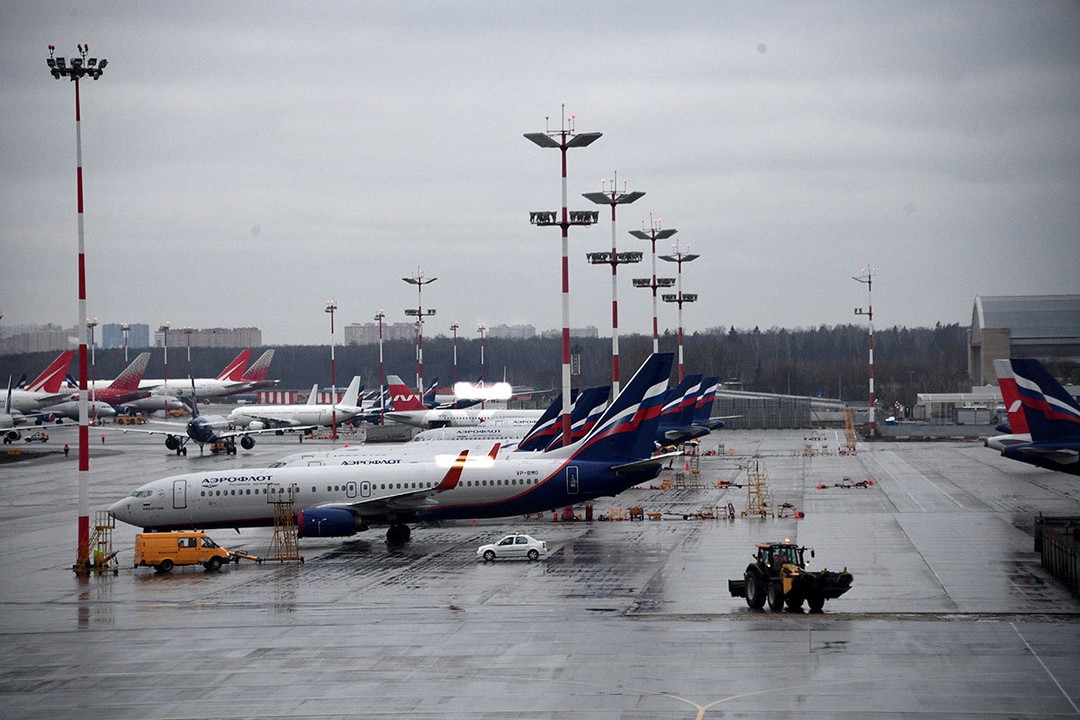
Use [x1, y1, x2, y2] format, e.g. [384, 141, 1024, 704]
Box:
[968, 294, 1080, 385]
[0, 324, 71, 354]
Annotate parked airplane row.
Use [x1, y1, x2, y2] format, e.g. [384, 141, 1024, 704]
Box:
[109, 353, 686, 544]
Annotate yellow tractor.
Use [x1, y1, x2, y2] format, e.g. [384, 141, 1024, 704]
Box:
[728, 540, 853, 612]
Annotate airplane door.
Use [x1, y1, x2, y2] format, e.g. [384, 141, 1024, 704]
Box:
[566, 466, 579, 495]
[172, 479, 187, 509]
[346, 481, 357, 499]
[360, 481, 372, 498]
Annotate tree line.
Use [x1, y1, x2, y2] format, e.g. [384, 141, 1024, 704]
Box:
[3, 323, 976, 409]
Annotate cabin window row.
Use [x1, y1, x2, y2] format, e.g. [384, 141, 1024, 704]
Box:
[198, 477, 540, 498]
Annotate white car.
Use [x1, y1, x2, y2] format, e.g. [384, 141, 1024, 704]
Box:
[477, 533, 547, 562]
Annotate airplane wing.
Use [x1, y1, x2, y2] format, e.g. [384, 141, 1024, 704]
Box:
[214, 426, 317, 439]
[312, 449, 470, 515]
[610, 450, 683, 475]
[1011, 446, 1080, 465]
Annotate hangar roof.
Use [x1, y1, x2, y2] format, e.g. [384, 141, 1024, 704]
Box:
[972, 295, 1080, 341]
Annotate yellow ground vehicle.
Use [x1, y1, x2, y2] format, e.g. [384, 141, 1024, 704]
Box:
[134, 531, 231, 573]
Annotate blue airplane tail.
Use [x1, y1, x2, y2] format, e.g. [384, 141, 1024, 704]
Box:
[693, 376, 720, 425]
[542, 385, 611, 450]
[1009, 359, 1080, 443]
[548, 353, 673, 464]
[516, 389, 575, 452]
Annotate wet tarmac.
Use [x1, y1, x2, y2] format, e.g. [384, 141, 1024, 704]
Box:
[2, 429, 1079, 719]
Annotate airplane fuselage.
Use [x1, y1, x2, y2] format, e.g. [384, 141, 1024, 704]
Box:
[109, 454, 660, 531]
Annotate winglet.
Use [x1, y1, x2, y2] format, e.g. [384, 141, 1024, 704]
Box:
[487, 443, 501, 460]
[435, 449, 469, 491]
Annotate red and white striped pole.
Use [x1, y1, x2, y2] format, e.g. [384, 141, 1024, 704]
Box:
[584, 177, 644, 397]
[47, 44, 106, 571]
[526, 110, 601, 445]
[631, 220, 677, 356]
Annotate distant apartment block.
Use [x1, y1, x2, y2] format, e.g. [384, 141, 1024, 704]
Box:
[154, 327, 262, 348]
[345, 322, 417, 345]
[101, 323, 151, 349]
[540, 326, 599, 339]
[0, 324, 71, 355]
[488, 324, 537, 340]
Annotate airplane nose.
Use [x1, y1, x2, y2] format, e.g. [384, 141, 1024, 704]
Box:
[108, 497, 132, 524]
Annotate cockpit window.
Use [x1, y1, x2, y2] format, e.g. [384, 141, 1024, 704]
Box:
[131, 490, 153, 498]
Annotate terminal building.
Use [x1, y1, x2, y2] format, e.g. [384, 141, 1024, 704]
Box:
[967, 294, 1080, 385]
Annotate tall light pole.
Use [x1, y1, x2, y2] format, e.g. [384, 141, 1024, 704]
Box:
[526, 108, 601, 445]
[159, 322, 171, 416]
[659, 240, 700, 382]
[450, 321, 460, 387]
[584, 174, 644, 396]
[121, 322, 130, 363]
[325, 300, 338, 439]
[47, 42, 106, 572]
[477, 323, 487, 409]
[853, 267, 876, 436]
[631, 217, 677, 353]
[403, 269, 436, 398]
[86, 317, 98, 403]
[375, 309, 386, 424]
[182, 326, 193, 378]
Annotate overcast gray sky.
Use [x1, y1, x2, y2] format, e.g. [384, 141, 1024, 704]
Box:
[2, 1, 1078, 346]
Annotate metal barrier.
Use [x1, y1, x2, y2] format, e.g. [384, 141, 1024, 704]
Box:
[1035, 515, 1080, 595]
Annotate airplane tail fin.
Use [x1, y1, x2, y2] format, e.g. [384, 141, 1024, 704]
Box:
[543, 386, 612, 450]
[216, 350, 253, 382]
[693, 376, 720, 425]
[423, 379, 439, 408]
[992, 360, 1030, 435]
[1007, 358, 1080, 443]
[26, 351, 74, 393]
[241, 349, 275, 382]
[108, 352, 151, 391]
[516, 390, 576, 452]
[386, 375, 425, 411]
[339, 376, 363, 408]
[546, 353, 673, 463]
[306, 384, 319, 405]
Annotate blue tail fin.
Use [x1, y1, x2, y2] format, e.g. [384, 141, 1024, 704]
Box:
[516, 390, 575, 451]
[1009, 359, 1080, 443]
[549, 353, 673, 463]
[542, 385, 611, 450]
[693, 376, 720, 425]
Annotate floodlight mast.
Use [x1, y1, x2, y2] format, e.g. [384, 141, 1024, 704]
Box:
[853, 267, 876, 437]
[159, 322, 171, 417]
[526, 107, 601, 445]
[325, 300, 338, 439]
[450, 321, 460, 387]
[403, 269, 437, 400]
[121, 322, 130, 362]
[659, 240, 700, 381]
[477, 323, 487, 409]
[86, 317, 98, 415]
[630, 217, 677, 353]
[182, 326, 194, 377]
[374, 309, 386, 424]
[46, 43, 106, 572]
[584, 174, 644, 396]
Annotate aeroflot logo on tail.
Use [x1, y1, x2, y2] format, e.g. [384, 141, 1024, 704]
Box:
[391, 393, 421, 402]
[201, 474, 274, 487]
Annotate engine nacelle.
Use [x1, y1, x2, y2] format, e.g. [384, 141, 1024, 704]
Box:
[297, 508, 360, 538]
[239, 435, 256, 450]
[4, 430, 19, 442]
[248, 421, 266, 430]
[164, 435, 181, 451]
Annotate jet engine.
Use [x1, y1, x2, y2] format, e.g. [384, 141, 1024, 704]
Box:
[247, 421, 266, 430]
[164, 435, 181, 451]
[4, 430, 19, 443]
[297, 508, 361, 538]
[239, 435, 256, 450]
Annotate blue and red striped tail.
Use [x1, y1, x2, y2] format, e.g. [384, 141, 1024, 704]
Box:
[1008, 358, 1080, 443]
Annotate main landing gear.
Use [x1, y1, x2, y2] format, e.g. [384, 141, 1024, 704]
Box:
[385, 524, 411, 545]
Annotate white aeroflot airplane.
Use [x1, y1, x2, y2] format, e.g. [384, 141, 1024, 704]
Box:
[110, 354, 676, 544]
[226, 376, 364, 430]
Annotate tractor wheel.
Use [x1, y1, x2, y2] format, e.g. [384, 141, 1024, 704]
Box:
[766, 582, 785, 611]
[785, 593, 805, 610]
[744, 569, 766, 609]
[807, 593, 826, 612]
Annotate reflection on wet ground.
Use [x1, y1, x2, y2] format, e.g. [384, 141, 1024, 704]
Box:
[1, 429, 1078, 718]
